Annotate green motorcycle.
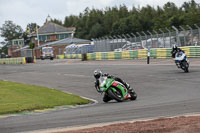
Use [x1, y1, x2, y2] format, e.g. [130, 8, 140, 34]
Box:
[96, 76, 137, 102]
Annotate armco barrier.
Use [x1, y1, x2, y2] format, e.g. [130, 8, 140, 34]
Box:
[59, 46, 200, 61]
[189, 46, 200, 58]
[150, 49, 157, 59]
[56, 55, 65, 59]
[114, 52, 122, 59]
[56, 54, 82, 59]
[0, 57, 26, 64]
[138, 49, 147, 59]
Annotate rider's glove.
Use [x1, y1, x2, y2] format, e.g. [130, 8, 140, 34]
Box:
[94, 81, 101, 93]
[104, 73, 114, 78]
[104, 73, 109, 76]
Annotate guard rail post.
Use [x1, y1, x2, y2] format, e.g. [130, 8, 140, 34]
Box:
[147, 47, 150, 64]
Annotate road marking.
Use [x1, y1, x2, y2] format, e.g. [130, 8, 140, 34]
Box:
[34, 109, 54, 112]
[0, 115, 8, 118]
[80, 96, 98, 104]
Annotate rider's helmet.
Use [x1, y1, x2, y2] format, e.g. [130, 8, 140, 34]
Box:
[94, 69, 102, 79]
[172, 44, 178, 51]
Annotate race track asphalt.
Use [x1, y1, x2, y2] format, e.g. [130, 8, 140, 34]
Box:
[0, 59, 200, 133]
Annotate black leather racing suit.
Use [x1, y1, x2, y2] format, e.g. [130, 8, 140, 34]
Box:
[171, 48, 185, 67]
[171, 48, 184, 58]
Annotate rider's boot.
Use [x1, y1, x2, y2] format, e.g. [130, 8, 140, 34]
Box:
[103, 94, 112, 103]
[177, 63, 181, 68]
[125, 83, 134, 92]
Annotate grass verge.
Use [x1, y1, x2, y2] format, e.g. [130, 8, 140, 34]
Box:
[0, 80, 91, 115]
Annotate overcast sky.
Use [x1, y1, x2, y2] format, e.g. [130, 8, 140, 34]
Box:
[0, 0, 199, 46]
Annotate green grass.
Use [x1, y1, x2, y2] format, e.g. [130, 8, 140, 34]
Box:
[0, 80, 91, 115]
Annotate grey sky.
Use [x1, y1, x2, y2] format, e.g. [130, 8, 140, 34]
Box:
[0, 0, 199, 45]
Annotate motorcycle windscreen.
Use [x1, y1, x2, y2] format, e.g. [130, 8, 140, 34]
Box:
[175, 52, 186, 61]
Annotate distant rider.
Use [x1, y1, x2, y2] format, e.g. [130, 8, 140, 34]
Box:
[93, 69, 133, 102]
[171, 45, 185, 59]
[171, 44, 185, 67]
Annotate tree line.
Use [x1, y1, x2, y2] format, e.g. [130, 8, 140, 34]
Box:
[52, 0, 200, 40]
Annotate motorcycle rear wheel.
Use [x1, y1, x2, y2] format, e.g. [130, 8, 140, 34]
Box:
[184, 67, 189, 73]
[182, 61, 189, 73]
[130, 91, 137, 100]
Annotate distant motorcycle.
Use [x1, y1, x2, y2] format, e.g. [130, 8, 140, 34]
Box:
[175, 51, 189, 73]
[96, 76, 137, 102]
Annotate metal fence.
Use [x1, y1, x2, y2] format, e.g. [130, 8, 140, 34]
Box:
[92, 25, 200, 52]
[64, 44, 94, 54]
[21, 49, 33, 57]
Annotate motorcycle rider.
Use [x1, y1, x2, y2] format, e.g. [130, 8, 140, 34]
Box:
[94, 69, 133, 102]
[171, 44, 185, 67]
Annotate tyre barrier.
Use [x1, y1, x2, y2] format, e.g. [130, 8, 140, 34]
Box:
[56, 55, 65, 59]
[56, 54, 82, 59]
[0, 57, 37, 64]
[82, 54, 87, 61]
[25, 57, 34, 63]
[0, 57, 26, 64]
[57, 46, 200, 61]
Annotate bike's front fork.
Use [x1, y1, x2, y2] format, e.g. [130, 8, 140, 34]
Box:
[176, 63, 181, 68]
[175, 62, 181, 68]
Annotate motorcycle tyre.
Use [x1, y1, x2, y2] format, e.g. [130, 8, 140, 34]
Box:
[182, 61, 189, 73]
[108, 89, 123, 102]
[103, 94, 112, 103]
[130, 91, 137, 100]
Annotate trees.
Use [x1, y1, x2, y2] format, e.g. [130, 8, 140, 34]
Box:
[64, 15, 79, 27]
[89, 23, 104, 38]
[0, 21, 23, 54]
[181, 0, 200, 26]
[63, 0, 199, 40]
[0, 45, 8, 55]
[51, 19, 62, 25]
[29, 42, 35, 49]
[60, 1, 189, 40]
[0, 41, 7, 54]
[25, 23, 40, 46]
[0, 21, 23, 43]
[26, 23, 39, 33]
[103, 7, 119, 35]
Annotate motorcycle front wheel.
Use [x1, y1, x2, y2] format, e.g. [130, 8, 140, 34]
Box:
[103, 93, 112, 103]
[108, 88, 123, 102]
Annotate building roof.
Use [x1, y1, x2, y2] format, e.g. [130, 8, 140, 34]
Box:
[35, 37, 91, 49]
[38, 22, 75, 35]
[12, 45, 29, 53]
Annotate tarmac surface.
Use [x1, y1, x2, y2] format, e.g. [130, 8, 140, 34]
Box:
[0, 58, 200, 133]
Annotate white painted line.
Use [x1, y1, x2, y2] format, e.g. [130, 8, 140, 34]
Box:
[80, 96, 98, 104]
